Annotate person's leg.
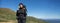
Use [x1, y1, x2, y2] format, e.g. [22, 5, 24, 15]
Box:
[18, 19, 21, 23]
[18, 20, 20, 23]
[23, 19, 26, 23]
[22, 17, 26, 23]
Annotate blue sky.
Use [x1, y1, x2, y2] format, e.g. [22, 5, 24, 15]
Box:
[0, 0, 60, 19]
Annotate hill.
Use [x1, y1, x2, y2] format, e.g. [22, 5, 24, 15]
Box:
[0, 8, 48, 23]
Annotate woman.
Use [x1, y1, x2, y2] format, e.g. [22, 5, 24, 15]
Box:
[16, 3, 27, 23]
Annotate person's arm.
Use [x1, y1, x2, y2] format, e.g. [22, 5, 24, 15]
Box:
[16, 10, 18, 16]
[23, 8, 27, 17]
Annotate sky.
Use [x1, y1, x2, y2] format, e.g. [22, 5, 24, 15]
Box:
[0, 0, 60, 19]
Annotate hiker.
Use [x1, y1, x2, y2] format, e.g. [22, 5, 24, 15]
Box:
[16, 3, 27, 23]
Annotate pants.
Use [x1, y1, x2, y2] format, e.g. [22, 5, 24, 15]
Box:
[17, 18, 26, 23]
[17, 16, 26, 23]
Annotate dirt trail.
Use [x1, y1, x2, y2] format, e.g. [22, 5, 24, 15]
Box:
[0, 20, 17, 23]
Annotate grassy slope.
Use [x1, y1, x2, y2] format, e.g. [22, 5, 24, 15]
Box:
[0, 8, 48, 23]
[0, 8, 16, 22]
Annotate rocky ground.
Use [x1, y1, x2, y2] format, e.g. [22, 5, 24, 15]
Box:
[0, 20, 17, 23]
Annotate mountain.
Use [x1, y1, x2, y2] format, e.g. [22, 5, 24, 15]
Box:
[0, 8, 48, 23]
[44, 19, 60, 23]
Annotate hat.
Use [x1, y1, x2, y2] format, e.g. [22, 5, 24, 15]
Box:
[19, 3, 23, 6]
